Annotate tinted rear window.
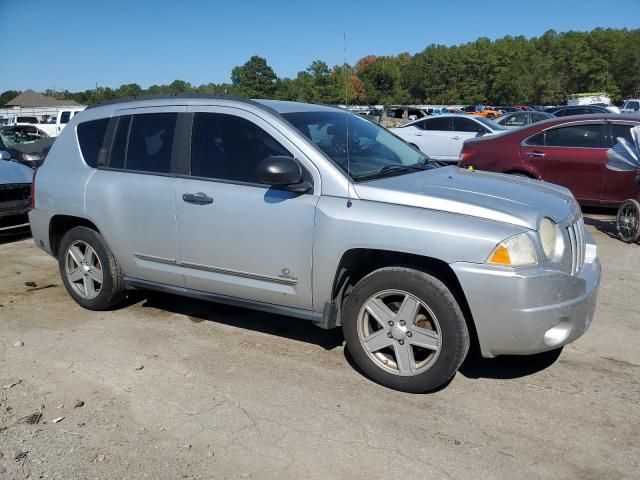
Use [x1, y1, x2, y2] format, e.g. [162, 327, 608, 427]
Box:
[125, 113, 176, 173]
[77, 118, 109, 167]
[420, 117, 450, 131]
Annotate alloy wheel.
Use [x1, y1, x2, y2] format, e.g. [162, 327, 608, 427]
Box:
[356, 289, 442, 376]
[65, 240, 103, 299]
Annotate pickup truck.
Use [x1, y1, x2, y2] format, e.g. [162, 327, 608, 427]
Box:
[621, 99, 640, 114]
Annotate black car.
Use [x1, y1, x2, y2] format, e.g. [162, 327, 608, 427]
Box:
[0, 125, 54, 168]
[543, 105, 611, 117]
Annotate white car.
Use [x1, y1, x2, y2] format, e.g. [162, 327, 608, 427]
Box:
[389, 114, 508, 163]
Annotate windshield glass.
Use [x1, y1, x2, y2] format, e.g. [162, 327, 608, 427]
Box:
[0, 127, 43, 147]
[282, 110, 439, 180]
[475, 116, 508, 131]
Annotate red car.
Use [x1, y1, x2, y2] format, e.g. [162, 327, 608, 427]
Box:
[458, 114, 640, 206]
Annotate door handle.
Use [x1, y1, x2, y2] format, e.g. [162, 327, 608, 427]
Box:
[451, 136, 461, 140]
[526, 151, 546, 158]
[182, 192, 213, 205]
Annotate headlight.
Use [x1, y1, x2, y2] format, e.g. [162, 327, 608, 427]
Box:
[539, 217, 558, 260]
[21, 153, 42, 161]
[486, 233, 537, 267]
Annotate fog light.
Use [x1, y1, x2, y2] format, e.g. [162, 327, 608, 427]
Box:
[543, 318, 572, 347]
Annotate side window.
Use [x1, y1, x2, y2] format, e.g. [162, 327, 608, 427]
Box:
[611, 124, 636, 145]
[531, 113, 549, 123]
[108, 115, 131, 169]
[60, 111, 71, 124]
[505, 113, 527, 127]
[190, 112, 290, 183]
[386, 108, 402, 119]
[544, 124, 606, 148]
[452, 117, 484, 133]
[525, 132, 545, 146]
[421, 117, 451, 131]
[77, 118, 109, 167]
[629, 101, 640, 111]
[125, 113, 176, 173]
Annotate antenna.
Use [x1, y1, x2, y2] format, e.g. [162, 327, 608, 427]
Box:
[344, 33, 352, 208]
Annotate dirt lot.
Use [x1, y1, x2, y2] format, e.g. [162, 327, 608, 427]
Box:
[1, 212, 639, 480]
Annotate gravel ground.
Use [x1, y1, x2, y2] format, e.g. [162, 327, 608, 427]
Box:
[0, 212, 638, 480]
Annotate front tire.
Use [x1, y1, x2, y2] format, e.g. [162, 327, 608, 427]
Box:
[617, 199, 640, 243]
[342, 267, 469, 393]
[58, 226, 126, 310]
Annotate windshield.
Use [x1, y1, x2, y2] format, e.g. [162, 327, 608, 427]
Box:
[474, 116, 508, 131]
[282, 110, 439, 180]
[0, 127, 44, 147]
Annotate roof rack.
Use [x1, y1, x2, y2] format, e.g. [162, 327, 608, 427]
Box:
[85, 93, 269, 111]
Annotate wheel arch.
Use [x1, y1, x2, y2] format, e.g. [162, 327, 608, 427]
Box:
[49, 215, 101, 258]
[328, 248, 479, 350]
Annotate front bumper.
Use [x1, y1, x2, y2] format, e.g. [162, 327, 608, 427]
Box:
[451, 235, 600, 358]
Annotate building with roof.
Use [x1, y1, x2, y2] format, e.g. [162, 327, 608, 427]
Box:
[1, 89, 85, 120]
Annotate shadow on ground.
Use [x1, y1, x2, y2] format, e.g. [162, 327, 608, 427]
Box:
[459, 347, 563, 380]
[582, 207, 619, 239]
[0, 228, 31, 245]
[138, 291, 344, 351]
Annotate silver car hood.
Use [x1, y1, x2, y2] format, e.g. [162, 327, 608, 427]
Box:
[0, 160, 33, 184]
[353, 166, 577, 230]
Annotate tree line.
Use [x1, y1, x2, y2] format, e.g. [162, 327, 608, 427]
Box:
[2, 28, 639, 108]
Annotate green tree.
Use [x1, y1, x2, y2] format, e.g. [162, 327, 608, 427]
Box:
[0, 90, 20, 106]
[231, 55, 278, 98]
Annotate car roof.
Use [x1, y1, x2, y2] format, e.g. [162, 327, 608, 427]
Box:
[85, 94, 343, 117]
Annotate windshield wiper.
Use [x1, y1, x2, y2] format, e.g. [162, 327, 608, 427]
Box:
[353, 164, 422, 180]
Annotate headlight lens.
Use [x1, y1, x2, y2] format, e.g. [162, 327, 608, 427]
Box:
[539, 217, 558, 260]
[21, 153, 41, 161]
[486, 233, 537, 267]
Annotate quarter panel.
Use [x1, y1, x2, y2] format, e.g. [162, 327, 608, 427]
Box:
[312, 196, 523, 312]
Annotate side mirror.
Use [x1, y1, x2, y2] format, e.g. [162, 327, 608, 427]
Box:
[0, 150, 11, 161]
[257, 155, 304, 187]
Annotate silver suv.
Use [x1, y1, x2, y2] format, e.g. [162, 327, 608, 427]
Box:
[29, 95, 601, 392]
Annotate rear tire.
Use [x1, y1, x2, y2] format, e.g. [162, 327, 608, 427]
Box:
[58, 226, 126, 310]
[616, 199, 640, 243]
[342, 267, 469, 393]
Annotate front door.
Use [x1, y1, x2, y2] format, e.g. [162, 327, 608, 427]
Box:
[176, 107, 318, 310]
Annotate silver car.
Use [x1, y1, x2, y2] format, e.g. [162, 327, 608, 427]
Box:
[28, 96, 600, 392]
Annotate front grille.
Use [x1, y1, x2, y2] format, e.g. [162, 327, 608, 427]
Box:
[0, 184, 31, 203]
[566, 215, 585, 275]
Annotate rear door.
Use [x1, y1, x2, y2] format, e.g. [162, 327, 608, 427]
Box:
[409, 116, 452, 159]
[85, 107, 185, 287]
[600, 121, 640, 205]
[521, 122, 607, 203]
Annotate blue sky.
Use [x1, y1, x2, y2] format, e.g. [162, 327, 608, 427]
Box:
[1, 0, 638, 92]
